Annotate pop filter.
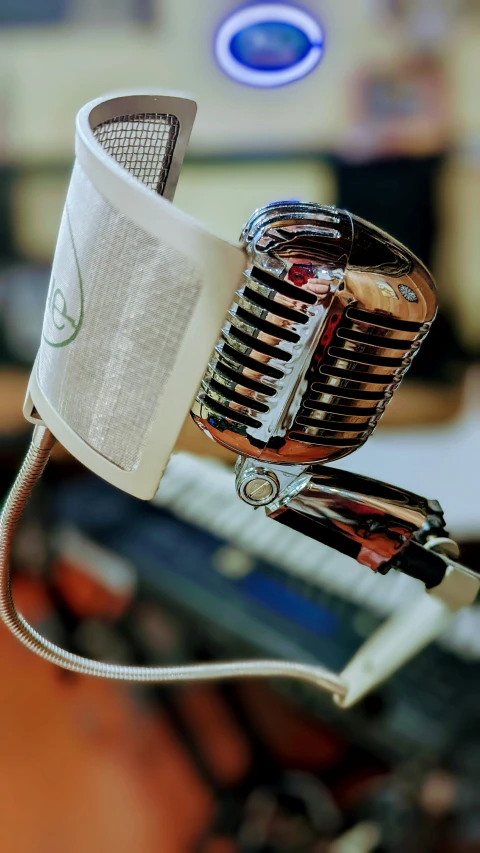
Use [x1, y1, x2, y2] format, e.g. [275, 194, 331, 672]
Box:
[24, 91, 246, 499]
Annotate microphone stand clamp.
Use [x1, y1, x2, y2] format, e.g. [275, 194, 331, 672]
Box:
[235, 455, 480, 705]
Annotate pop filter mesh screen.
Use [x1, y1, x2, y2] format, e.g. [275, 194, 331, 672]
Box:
[36, 111, 202, 472]
[93, 113, 180, 195]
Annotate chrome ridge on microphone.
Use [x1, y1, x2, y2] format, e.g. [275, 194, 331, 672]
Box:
[0, 91, 477, 707]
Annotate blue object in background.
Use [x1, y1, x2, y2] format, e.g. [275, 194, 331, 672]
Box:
[238, 572, 338, 638]
[0, 0, 67, 24]
[214, 4, 324, 88]
[230, 21, 311, 71]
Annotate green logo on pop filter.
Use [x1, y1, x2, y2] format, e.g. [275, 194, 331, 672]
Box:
[43, 207, 84, 348]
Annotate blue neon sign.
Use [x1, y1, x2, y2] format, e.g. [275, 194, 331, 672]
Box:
[214, 4, 325, 88]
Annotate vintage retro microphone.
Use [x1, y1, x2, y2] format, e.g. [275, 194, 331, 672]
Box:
[0, 91, 477, 707]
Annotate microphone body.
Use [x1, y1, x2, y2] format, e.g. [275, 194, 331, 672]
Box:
[192, 201, 444, 580]
[192, 201, 437, 465]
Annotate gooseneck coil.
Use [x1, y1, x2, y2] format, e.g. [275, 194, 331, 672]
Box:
[0, 426, 346, 696]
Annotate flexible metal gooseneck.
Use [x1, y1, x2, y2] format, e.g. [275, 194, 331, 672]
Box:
[0, 425, 346, 697]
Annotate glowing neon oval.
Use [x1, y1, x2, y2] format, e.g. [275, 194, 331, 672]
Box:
[214, 4, 325, 88]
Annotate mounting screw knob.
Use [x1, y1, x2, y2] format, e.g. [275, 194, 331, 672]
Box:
[238, 473, 279, 506]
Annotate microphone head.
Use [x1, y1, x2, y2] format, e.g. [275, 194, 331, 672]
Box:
[191, 201, 437, 466]
[24, 92, 246, 499]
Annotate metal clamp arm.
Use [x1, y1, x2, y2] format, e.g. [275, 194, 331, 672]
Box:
[265, 465, 479, 705]
[266, 465, 448, 583]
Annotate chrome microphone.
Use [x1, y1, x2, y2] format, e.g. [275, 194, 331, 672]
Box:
[192, 200, 436, 464]
[191, 201, 450, 585]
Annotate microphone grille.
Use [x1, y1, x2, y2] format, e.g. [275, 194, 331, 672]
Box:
[289, 305, 429, 448]
[192, 201, 437, 467]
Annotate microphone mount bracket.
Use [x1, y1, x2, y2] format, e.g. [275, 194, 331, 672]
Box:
[236, 455, 454, 591]
[234, 453, 479, 706]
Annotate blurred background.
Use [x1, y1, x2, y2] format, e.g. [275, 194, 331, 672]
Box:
[0, 0, 479, 850]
